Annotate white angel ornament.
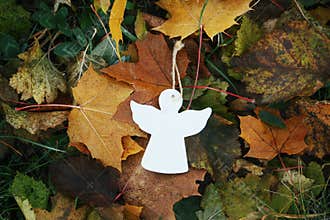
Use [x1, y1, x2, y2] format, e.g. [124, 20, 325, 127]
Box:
[130, 89, 212, 174]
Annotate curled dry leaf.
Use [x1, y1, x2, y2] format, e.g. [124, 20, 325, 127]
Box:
[153, 0, 252, 39]
[120, 153, 205, 219]
[67, 65, 144, 171]
[101, 33, 189, 124]
[109, 0, 127, 59]
[9, 41, 67, 104]
[2, 103, 68, 134]
[239, 115, 308, 160]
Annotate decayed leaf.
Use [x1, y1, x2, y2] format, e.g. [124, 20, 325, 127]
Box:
[67, 65, 144, 171]
[153, 0, 252, 39]
[50, 156, 120, 207]
[186, 115, 241, 181]
[231, 10, 330, 104]
[101, 33, 189, 124]
[34, 194, 89, 220]
[9, 41, 67, 104]
[285, 98, 330, 158]
[120, 153, 205, 219]
[109, 0, 127, 59]
[94, 0, 111, 13]
[239, 115, 308, 160]
[2, 103, 68, 134]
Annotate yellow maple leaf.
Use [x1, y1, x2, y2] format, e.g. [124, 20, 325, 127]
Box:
[109, 0, 127, 60]
[153, 0, 252, 39]
[67, 65, 144, 171]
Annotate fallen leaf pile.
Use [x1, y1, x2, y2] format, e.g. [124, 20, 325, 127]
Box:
[2, 0, 330, 219]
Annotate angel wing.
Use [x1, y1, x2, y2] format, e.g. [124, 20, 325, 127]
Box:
[130, 100, 161, 134]
[179, 107, 212, 137]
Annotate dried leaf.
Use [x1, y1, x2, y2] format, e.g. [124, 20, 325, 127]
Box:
[109, 0, 127, 59]
[134, 10, 147, 40]
[153, 0, 252, 39]
[123, 204, 143, 220]
[50, 156, 120, 207]
[120, 153, 205, 219]
[231, 10, 330, 103]
[121, 136, 144, 160]
[2, 103, 68, 134]
[9, 41, 67, 104]
[0, 74, 18, 102]
[34, 194, 89, 220]
[101, 33, 189, 124]
[94, 0, 111, 14]
[239, 115, 308, 160]
[285, 98, 330, 158]
[67, 65, 144, 170]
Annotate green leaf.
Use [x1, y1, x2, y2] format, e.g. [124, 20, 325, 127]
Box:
[304, 162, 325, 196]
[258, 110, 286, 128]
[10, 172, 50, 209]
[0, 33, 20, 59]
[173, 196, 201, 220]
[73, 28, 87, 47]
[196, 184, 226, 220]
[54, 42, 82, 58]
[91, 38, 118, 65]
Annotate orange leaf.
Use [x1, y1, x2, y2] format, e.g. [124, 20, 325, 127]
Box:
[67, 65, 144, 171]
[121, 136, 144, 160]
[109, 0, 127, 60]
[239, 115, 308, 160]
[153, 0, 252, 39]
[101, 33, 189, 124]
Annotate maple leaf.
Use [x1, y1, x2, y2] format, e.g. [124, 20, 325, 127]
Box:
[9, 41, 67, 104]
[101, 33, 189, 124]
[94, 0, 111, 14]
[34, 193, 89, 220]
[231, 9, 330, 104]
[239, 115, 308, 160]
[153, 0, 252, 39]
[2, 103, 68, 134]
[120, 153, 205, 219]
[67, 65, 144, 171]
[109, 0, 127, 59]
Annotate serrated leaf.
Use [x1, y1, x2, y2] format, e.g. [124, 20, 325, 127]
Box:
[10, 173, 50, 209]
[54, 41, 82, 58]
[196, 184, 226, 220]
[9, 41, 67, 104]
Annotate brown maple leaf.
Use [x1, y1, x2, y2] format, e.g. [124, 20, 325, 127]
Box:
[101, 33, 189, 124]
[239, 115, 308, 160]
[120, 153, 205, 219]
[67, 65, 144, 171]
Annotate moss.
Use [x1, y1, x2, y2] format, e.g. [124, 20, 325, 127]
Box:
[0, 0, 31, 39]
[10, 172, 50, 209]
[234, 17, 263, 56]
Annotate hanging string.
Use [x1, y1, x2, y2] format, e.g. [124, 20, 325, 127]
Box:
[171, 40, 184, 95]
